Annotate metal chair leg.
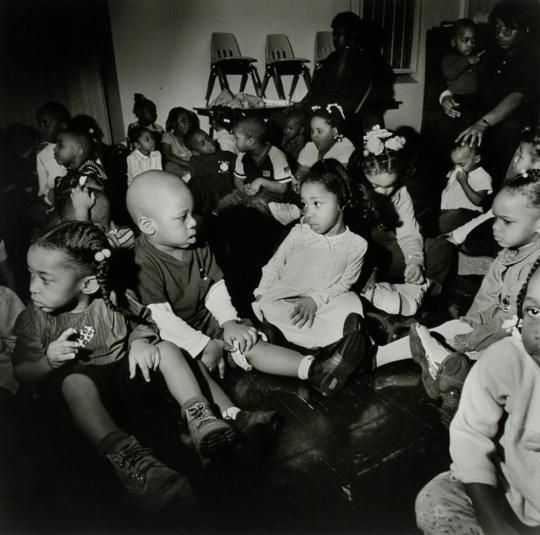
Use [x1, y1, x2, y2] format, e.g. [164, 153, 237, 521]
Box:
[205, 68, 217, 105]
[289, 74, 299, 101]
[260, 67, 271, 98]
[249, 66, 262, 97]
[301, 66, 312, 90]
[239, 72, 248, 92]
[271, 66, 286, 100]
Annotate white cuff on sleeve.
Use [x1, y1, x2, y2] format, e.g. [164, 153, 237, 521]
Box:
[205, 279, 240, 326]
[439, 89, 453, 105]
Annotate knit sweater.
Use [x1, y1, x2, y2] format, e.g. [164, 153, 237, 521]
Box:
[450, 336, 540, 526]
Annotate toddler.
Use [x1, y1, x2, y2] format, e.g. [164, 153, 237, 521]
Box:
[253, 159, 368, 350]
[441, 18, 484, 117]
[216, 117, 292, 215]
[162, 107, 198, 180]
[295, 104, 355, 184]
[127, 171, 372, 397]
[36, 102, 70, 200]
[126, 93, 164, 145]
[51, 127, 108, 203]
[210, 105, 240, 155]
[416, 259, 540, 534]
[350, 126, 454, 316]
[12, 221, 277, 513]
[376, 171, 540, 425]
[439, 143, 492, 233]
[127, 126, 162, 186]
[184, 128, 235, 216]
[281, 109, 308, 163]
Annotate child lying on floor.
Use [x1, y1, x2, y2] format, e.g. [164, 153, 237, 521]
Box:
[416, 258, 540, 535]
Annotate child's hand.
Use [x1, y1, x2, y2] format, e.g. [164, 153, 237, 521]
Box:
[467, 54, 480, 65]
[223, 320, 259, 354]
[455, 168, 468, 184]
[201, 339, 226, 378]
[244, 179, 263, 196]
[70, 186, 96, 220]
[404, 263, 425, 285]
[46, 327, 80, 368]
[290, 296, 317, 328]
[128, 340, 160, 382]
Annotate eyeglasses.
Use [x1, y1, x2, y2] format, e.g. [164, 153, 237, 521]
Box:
[493, 25, 518, 37]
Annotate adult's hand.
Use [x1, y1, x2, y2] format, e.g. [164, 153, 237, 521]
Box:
[455, 120, 489, 147]
[441, 95, 461, 119]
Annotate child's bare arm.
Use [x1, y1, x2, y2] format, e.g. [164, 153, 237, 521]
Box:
[246, 177, 287, 196]
[161, 143, 190, 168]
[455, 170, 488, 206]
[465, 483, 521, 535]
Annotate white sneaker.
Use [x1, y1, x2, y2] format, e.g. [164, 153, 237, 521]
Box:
[362, 280, 431, 316]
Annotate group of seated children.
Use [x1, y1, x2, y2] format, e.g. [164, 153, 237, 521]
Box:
[1, 47, 540, 531]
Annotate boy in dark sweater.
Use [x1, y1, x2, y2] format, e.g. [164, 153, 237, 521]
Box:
[184, 128, 235, 216]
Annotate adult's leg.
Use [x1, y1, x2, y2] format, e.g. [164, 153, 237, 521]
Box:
[439, 209, 480, 235]
[424, 236, 458, 293]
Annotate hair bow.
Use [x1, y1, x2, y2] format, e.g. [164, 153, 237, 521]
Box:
[94, 248, 112, 262]
[363, 125, 406, 156]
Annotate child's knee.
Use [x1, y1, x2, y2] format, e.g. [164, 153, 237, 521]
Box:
[156, 340, 187, 363]
[61, 373, 97, 401]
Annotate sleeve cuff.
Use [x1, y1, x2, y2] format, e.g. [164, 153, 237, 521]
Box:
[439, 89, 453, 105]
[205, 280, 240, 326]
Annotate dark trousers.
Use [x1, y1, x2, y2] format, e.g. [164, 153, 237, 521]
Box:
[439, 208, 479, 234]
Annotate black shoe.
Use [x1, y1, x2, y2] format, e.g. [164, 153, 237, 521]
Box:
[105, 435, 196, 513]
[309, 314, 373, 397]
[260, 319, 288, 346]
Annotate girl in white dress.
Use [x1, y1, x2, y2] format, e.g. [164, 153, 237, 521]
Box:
[253, 159, 367, 349]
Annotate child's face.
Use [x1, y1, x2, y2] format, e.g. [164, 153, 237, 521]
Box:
[37, 112, 64, 144]
[520, 268, 540, 366]
[452, 27, 476, 56]
[301, 181, 343, 236]
[451, 146, 480, 173]
[27, 245, 87, 313]
[150, 188, 197, 249]
[191, 132, 216, 155]
[492, 190, 540, 249]
[139, 104, 157, 125]
[54, 133, 81, 168]
[310, 117, 336, 152]
[233, 127, 251, 153]
[284, 117, 304, 141]
[175, 113, 191, 135]
[135, 131, 156, 154]
[365, 170, 398, 196]
[513, 142, 539, 173]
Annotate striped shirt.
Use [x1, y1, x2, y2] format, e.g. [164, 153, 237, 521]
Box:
[234, 145, 292, 185]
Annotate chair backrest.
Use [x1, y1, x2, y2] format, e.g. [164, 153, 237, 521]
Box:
[211, 33, 242, 63]
[314, 31, 334, 65]
[265, 34, 296, 63]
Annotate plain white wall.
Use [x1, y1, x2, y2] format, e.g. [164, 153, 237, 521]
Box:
[108, 0, 463, 134]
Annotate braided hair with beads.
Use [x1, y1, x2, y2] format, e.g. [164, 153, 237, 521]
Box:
[32, 221, 125, 315]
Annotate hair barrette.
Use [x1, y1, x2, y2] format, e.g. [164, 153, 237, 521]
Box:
[94, 248, 111, 262]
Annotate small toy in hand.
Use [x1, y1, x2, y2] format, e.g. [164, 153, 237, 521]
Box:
[73, 325, 96, 348]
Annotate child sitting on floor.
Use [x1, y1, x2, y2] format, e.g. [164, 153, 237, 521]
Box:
[126, 93, 164, 145]
[350, 126, 454, 316]
[210, 106, 240, 155]
[183, 128, 235, 216]
[216, 117, 293, 215]
[253, 159, 368, 351]
[127, 126, 162, 186]
[36, 102, 70, 201]
[439, 143, 492, 234]
[441, 18, 484, 120]
[127, 171, 372, 397]
[416, 259, 540, 534]
[12, 221, 279, 513]
[374, 171, 540, 425]
[281, 109, 308, 163]
[295, 104, 355, 184]
[162, 107, 198, 180]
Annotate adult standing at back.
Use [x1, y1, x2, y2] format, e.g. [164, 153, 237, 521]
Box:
[432, 0, 539, 187]
[301, 11, 395, 145]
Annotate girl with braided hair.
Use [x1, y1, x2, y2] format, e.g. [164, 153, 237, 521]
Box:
[416, 257, 540, 535]
[295, 103, 356, 184]
[11, 221, 268, 513]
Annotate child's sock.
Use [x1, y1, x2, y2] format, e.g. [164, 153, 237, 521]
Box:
[222, 406, 241, 420]
[297, 355, 315, 380]
[98, 430, 130, 456]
